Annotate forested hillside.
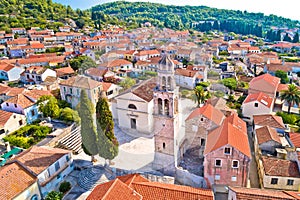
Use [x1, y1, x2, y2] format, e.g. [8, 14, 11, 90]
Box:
[0, 0, 92, 32]
[92, 1, 299, 37]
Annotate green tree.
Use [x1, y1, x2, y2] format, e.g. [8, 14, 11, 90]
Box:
[283, 33, 292, 42]
[45, 191, 63, 200]
[280, 84, 300, 114]
[37, 95, 60, 119]
[275, 70, 289, 84]
[60, 107, 80, 124]
[119, 77, 136, 90]
[222, 78, 237, 92]
[70, 56, 97, 73]
[193, 86, 211, 107]
[77, 90, 98, 161]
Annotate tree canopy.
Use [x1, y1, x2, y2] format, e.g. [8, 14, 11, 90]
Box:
[280, 84, 300, 114]
[193, 85, 211, 107]
[275, 70, 289, 84]
[37, 95, 60, 119]
[222, 78, 237, 91]
[69, 55, 97, 73]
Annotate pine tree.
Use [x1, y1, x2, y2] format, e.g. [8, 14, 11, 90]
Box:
[96, 92, 118, 163]
[77, 90, 98, 161]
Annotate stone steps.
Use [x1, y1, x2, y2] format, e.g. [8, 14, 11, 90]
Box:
[57, 126, 83, 154]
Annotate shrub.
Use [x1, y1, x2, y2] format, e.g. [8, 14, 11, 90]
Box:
[60, 108, 80, 123]
[45, 191, 63, 200]
[181, 90, 190, 98]
[144, 71, 157, 77]
[276, 112, 300, 125]
[59, 181, 71, 193]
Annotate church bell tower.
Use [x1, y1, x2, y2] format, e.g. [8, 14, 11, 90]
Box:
[152, 54, 180, 176]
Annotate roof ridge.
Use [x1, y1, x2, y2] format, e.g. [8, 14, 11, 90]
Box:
[102, 179, 121, 200]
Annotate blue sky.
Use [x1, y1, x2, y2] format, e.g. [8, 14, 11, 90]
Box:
[53, 0, 300, 20]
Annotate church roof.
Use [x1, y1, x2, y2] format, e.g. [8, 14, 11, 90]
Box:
[132, 78, 157, 102]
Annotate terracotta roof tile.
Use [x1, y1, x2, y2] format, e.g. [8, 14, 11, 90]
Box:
[0, 110, 13, 127]
[100, 82, 112, 92]
[55, 66, 75, 77]
[186, 104, 225, 125]
[261, 156, 300, 177]
[85, 68, 107, 77]
[0, 62, 16, 72]
[131, 78, 157, 102]
[289, 133, 300, 148]
[249, 73, 280, 89]
[204, 113, 250, 157]
[256, 126, 282, 145]
[60, 75, 102, 90]
[253, 114, 285, 129]
[243, 92, 274, 108]
[13, 146, 70, 175]
[175, 69, 197, 77]
[5, 94, 35, 108]
[0, 162, 37, 200]
[229, 187, 295, 200]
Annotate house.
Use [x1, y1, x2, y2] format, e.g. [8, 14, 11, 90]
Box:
[0, 89, 52, 123]
[257, 156, 300, 191]
[186, 65, 208, 81]
[228, 187, 295, 200]
[100, 59, 133, 77]
[100, 82, 120, 100]
[55, 66, 75, 79]
[248, 73, 280, 98]
[174, 69, 202, 89]
[20, 66, 56, 84]
[0, 161, 41, 200]
[11, 28, 26, 35]
[253, 114, 287, 134]
[112, 78, 157, 134]
[59, 75, 103, 108]
[80, 48, 96, 61]
[0, 110, 26, 139]
[87, 174, 214, 200]
[134, 49, 160, 61]
[0, 61, 24, 81]
[184, 104, 225, 157]
[12, 146, 74, 198]
[254, 126, 283, 155]
[40, 76, 60, 91]
[242, 92, 274, 122]
[85, 68, 108, 82]
[204, 112, 251, 187]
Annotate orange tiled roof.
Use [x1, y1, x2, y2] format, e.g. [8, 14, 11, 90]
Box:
[0, 162, 37, 200]
[186, 104, 224, 126]
[88, 174, 214, 200]
[175, 69, 197, 77]
[253, 114, 285, 129]
[60, 75, 102, 90]
[100, 82, 112, 92]
[0, 110, 13, 127]
[0, 62, 16, 72]
[261, 156, 300, 177]
[289, 133, 300, 148]
[249, 73, 280, 89]
[132, 78, 157, 102]
[228, 187, 295, 200]
[256, 126, 282, 145]
[85, 68, 107, 77]
[55, 66, 75, 77]
[13, 146, 70, 175]
[107, 59, 132, 68]
[204, 113, 250, 157]
[5, 94, 35, 108]
[243, 92, 274, 108]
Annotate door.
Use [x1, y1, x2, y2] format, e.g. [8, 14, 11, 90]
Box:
[131, 118, 136, 129]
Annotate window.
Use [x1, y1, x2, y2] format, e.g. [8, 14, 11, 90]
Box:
[215, 174, 220, 180]
[6, 103, 9, 107]
[77, 89, 80, 96]
[200, 118, 204, 122]
[14, 104, 17, 108]
[287, 179, 294, 186]
[224, 147, 231, 154]
[254, 102, 258, 107]
[231, 176, 237, 182]
[66, 155, 70, 162]
[271, 178, 278, 185]
[130, 118, 136, 129]
[70, 88, 73, 94]
[232, 160, 239, 168]
[55, 162, 60, 171]
[31, 110, 35, 116]
[128, 104, 137, 109]
[215, 159, 222, 167]
[163, 142, 166, 149]
[63, 87, 66, 92]
[19, 120, 23, 126]
[200, 138, 205, 146]
[57, 173, 61, 180]
[31, 194, 38, 200]
[0, 129, 5, 135]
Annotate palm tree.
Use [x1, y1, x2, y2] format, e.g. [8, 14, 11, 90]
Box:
[193, 85, 211, 107]
[280, 84, 300, 114]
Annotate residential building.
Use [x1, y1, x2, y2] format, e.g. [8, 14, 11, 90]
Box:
[0, 110, 26, 139]
[257, 156, 300, 191]
[12, 146, 74, 198]
[174, 68, 204, 89]
[0, 62, 24, 81]
[87, 174, 214, 200]
[20, 66, 56, 84]
[85, 68, 108, 82]
[204, 112, 251, 187]
[253, 114, 286, 133]
[0, 161, 41, 200]
[59, 75, 103, 108]
[248, 73, 280, 98]
[55, 66, 75, 79]
[242, 92, 274, 122]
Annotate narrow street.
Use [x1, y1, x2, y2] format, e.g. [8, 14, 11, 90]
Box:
[247, 125, 260, 188]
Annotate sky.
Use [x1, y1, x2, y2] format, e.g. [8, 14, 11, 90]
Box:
[53, 0, 300, 21]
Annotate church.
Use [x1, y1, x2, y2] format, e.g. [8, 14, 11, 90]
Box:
[112, 54, 183, 175]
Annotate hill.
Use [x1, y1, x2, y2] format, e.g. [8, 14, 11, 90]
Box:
[91, 1, 299, 36]
[0, 0, 92, 32]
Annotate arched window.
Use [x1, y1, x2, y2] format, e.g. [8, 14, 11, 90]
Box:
[164, 99, 169, 116]
[128, 104, 137, 109]
[162, 76, 166, 90]
[167, 77, 172, 90]
[163, 142, 166, 149]
[158, 98, 163, 115]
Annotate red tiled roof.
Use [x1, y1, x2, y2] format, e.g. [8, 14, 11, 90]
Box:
[55, 66, 75, 77]
[0, 162, 37, 200]
[100, 82, 112, 92]
[256, 126, 281, 145]
[253, 114, 285, 129]
[85, 68, 107, 77]
[88, 174, 214, 200]
[0, 110, 13, 127]
[107, 59, 132, 68]
[261, 156, 300, 177]
[250, 73, 280, 88]
[186, 104, 224, 126]
[175, 69, 197, 77]
[13, 146, 70, 175]
[5, 94, 35, 108]
[204, 113, 250, 157]
[60, 75, 102, 90]
[289, 133, 300, 148]
[228, 187, 295, 200]
[0, 62, 16, 72]
[131, 78, 157, 102]
[243, 92, 274, 108]
[265, 64, 292, 73]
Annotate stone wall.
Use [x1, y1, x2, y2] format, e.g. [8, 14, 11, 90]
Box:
[175, 167, 207, 188]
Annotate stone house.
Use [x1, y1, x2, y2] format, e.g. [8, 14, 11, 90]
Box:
[204, 113, 251, 188]
[184, 104, 225, 157]
[257, 156, 300, 191]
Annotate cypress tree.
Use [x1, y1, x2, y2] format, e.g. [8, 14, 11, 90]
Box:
[293, 32, 299, 43]
[283, 33, 292, 42]
[77, 90, 98, 161]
